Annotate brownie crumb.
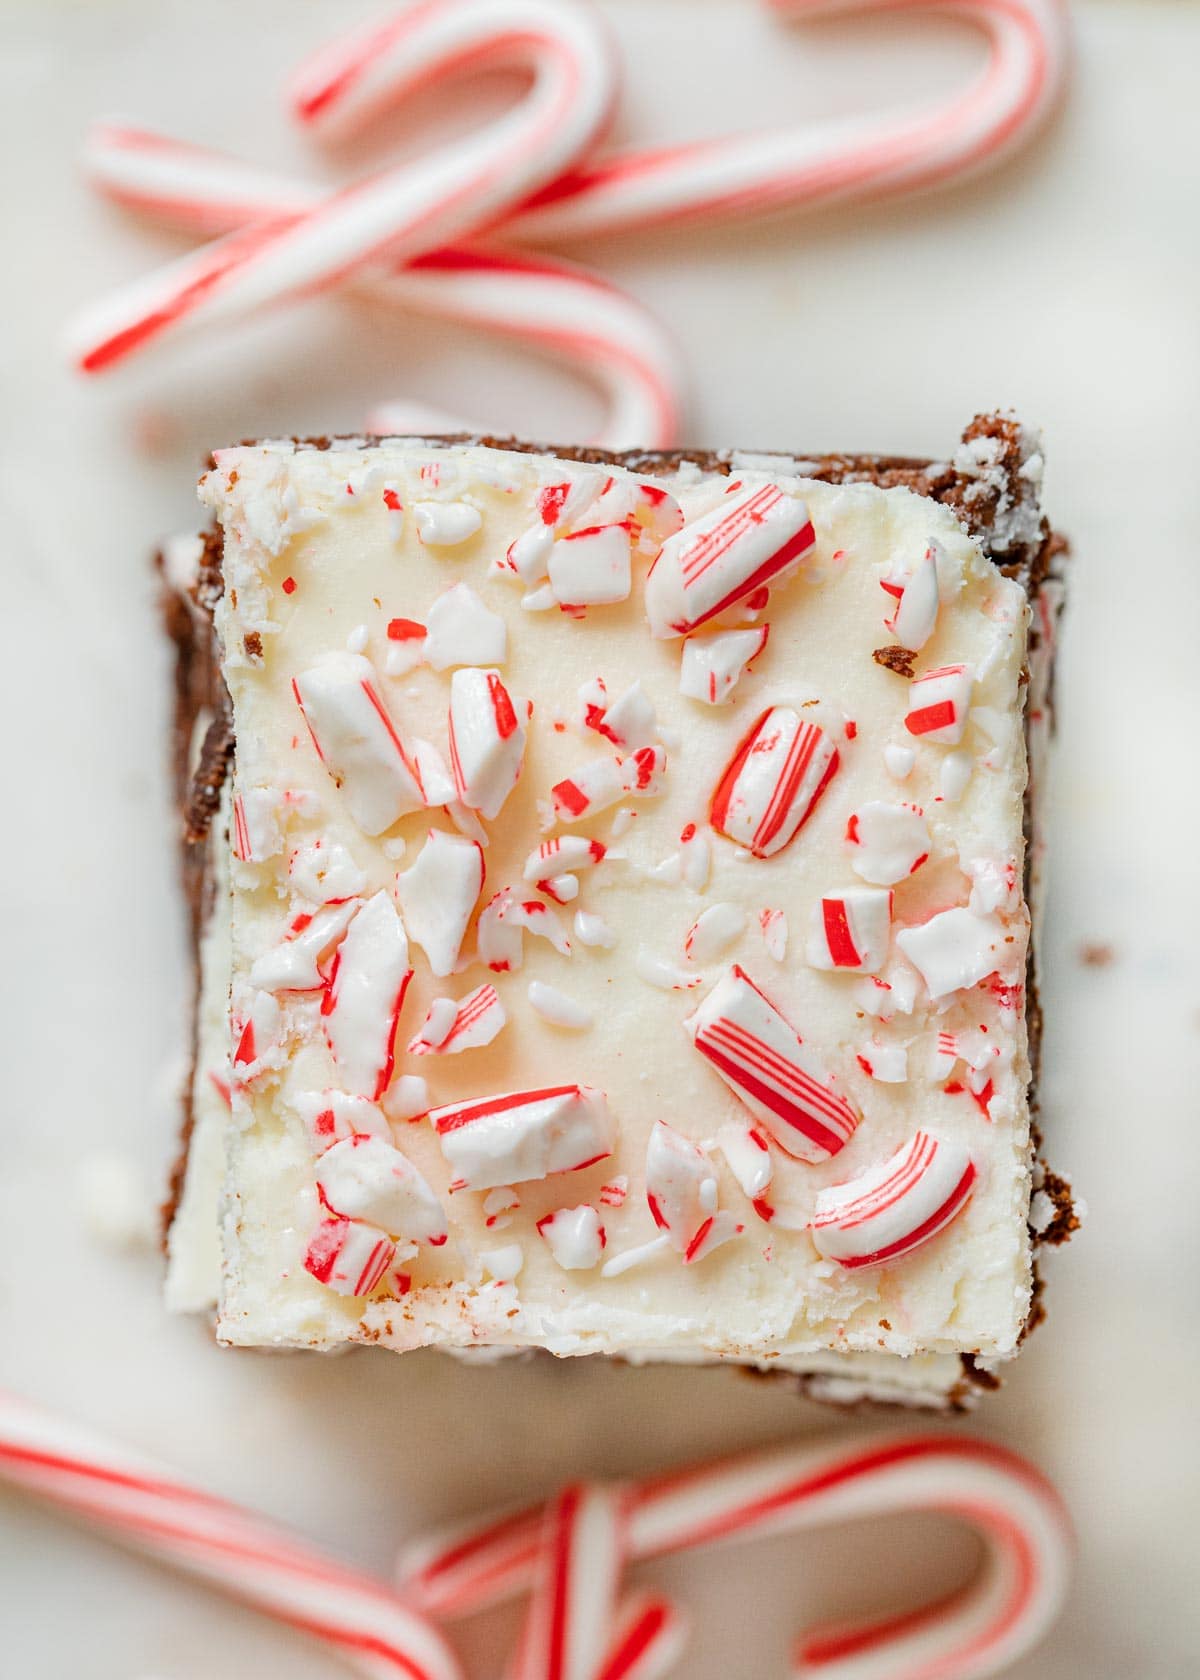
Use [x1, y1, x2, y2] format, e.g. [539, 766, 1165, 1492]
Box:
[1078, 942, 1115, 968]
[243, 630, 263, 660]
[873, 646, 917, 678]
[1036, 1168, 1080, 1247]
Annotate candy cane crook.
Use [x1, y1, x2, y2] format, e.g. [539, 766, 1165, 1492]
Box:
[0, 1390, 462, 1680]
[78, 129, 683, 449]
[65, 0, 616, 374]
[401, 1432, 1072, 1679]
[508, 0, 1069, 241]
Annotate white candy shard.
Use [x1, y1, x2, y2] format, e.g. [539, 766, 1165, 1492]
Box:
[883, 743, 916, 780]
[620, 744, 667, 797]
[288, 838, 367, 902]
[523, 836, 607, 882]
[408, 984, 506, 1055]
[811, 1131, 976, 1268]
[896, 907, 1008, 999]
[547, 523, 632, 606]
[424, 583, 507, 671]
[528, 981, 593, 1029]
[679, 626, 769, 704]
[411, 738, 456, 807]
[508, 896, 572, 955]
[881, 542, 941, 651]
[380, 1075, 430, 1125]
[316, 1134, 447, 1245]
[846, 802, 931, 884]
[230, 990, 281, 1080]
[759, 907, 788, 962]
[905, 663, 974, 745]
[303, 1216, 394, 1296]
[683, 903, 746, 963]
[710, 706, 840, 858]
[716, 1120, 774, 1199]
[940, 751, 973, 803]
[249, 898, 358, 992]
[321, 891, 412, 1100]
[574, 910, 616, 949]
[230, 786, 283, 862]
[644, 482, 815, 637]
[480, 1244, 524, 1282]
[412, 500, 482, 547]
[856, 1039, 909, 1083]
[430, 1085, 614, 1191]
[447, 666, 527, 819]
[536, 1204, 606, 1270]
[395, 830, 485, 977]
[686, 965, 859, 1163]
[293, 652, 425, 834]
[291, 1090, 391, 1151]
[805, 887, 893, 973]
[585, 679, 658, 750]
[644, 1121, 741, 1263]
[636, 950, 703, 991]
[476, 887, 524, 972]
[679, 825, 711, 891]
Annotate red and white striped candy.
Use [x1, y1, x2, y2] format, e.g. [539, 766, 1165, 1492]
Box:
[513, 1483, 625, 1680]
[293, 653, 426, 835]
[447, 667, 527, 820]
[683, 902, 746, 963]
[230, 785, 283, 862]
[408, 983, 506, 1056]
[548, 523, 633, 607]
[881, 542, 941, 651]
[304, 1214, 396, 1297]
[523, 835, 606, 884]
[321, 891, 412, 1100]
[248, 897, 359, 992]
[679, 624, 769, 704]
[620, 744, 667, 798]
[845, 801, 930, 884]
[423, 582, 507, 671]
[896, 906, 1008, 1000]
[430, 1085, 613, 1191]
[585, 679, 658, 750]
[595, 1594, 687, 1680]
[709, 706, 840, 858]
[686, 965, 859, 1163]
[905, 663, 974, 745]
[231, 988, 282, 1080]
[476, 887, 525, 972]
[395, 830, 485, 978]
[805, 887, 893, 973]
[291, 1089, 391, 1150]
[644, 1121, 742, 1263]
[509, 896, 572, 956]
[715, 1119, 774, 1199]
[644, 482, 815, 638]
[552, 757, 627, 823]
[536, 1204, 606, 1270]
[810, 1130, 977, 1269]
[316, 1134, 447, 1245]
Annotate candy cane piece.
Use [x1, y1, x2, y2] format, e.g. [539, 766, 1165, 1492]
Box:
[395, 830, 486, 978]
[408, 983, 507, 1055]
[0, 1392, 462, 1680]
[294, 653, 427, 836]
[305, 1215, 397, 1297]
[679, 625, 770, 704]
[400, 1432, 1070, 1680]
[810, 1130, 976, 1268]
[644, 484, 814, 638]
[292, 1090, 392, 1150]
[447, 667, 527, 819]
[594, 1593, 688, 1680]
[905, 664, 975, 745]
[248, 898, 360, 992]
[644, 1120, 742, 1263]
[514, 1483, 626, 1680]
[805, 887, 893, 973]
[507, 0, 1069, 241]
[881, 542, 941, 651]
[430, 1084, 614, 1191]
[710, 706, 841, 859]
[316, 1134, 448, 1246]
[321, 890, 413, 1100]
[65, 0, 617, 373]
[685, 965, 859, 1162]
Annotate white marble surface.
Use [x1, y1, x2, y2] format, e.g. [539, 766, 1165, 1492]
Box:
[1, 1, 1198, 1674]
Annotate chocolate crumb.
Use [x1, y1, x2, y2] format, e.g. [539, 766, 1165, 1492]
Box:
[873, 646, 917, 678]
[1078, 942, 1115, 968]
[243, 630, 263, 660]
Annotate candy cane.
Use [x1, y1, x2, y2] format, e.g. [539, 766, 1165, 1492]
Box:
[79, 126, 682, 448]
[401, 1432, 1070, 1679]
[0, 1391, 462, 1680]
[508, 0, 1069, 241]
[65, 0, 616, 374]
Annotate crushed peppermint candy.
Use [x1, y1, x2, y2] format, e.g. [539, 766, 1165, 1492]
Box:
[536, 1204, 606, 1269]
[316, 1134, 447, 1245]
[395, 830, 485, 977]
[293, 652, 426, 834]
[881, 542, 941, 651]
[679, 625, 769, 704]
[447, 666, 527, 819]
[408, 983, 506, 1055]
[811, 1131, 976, 1268]
[805, 887, 893, 973]
[321, 890, 412, 1100]
[304, 1216, 394, 1297]
[644, 1121, 742, 1263]
[710, 706, 840, 858]
[412, 500, 482, 547]
[528, 981, 593, 1030]
[430, 1085, 614, 1191]
[424, 582, 507, 670]
[683, 903, 746, 963]
[896, 906, 1008, 999]
[905, 664, 974, 745]
[845, 802, 930, 884]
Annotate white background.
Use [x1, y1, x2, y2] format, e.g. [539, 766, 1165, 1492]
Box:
[1, 1, 1198, 1674]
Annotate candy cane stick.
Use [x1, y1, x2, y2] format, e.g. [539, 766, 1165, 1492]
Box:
[507, 0, 1069, 241]
[80, 127, 682, 448]
[64, 0, 616, 374]
[400, 1433, 1071, 1679]
[512, 1482, 626, 1680]
[0, 1391, 462, 1680]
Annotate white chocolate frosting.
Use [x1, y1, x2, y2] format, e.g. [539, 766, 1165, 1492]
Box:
[177, 436, 1041, 1399]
